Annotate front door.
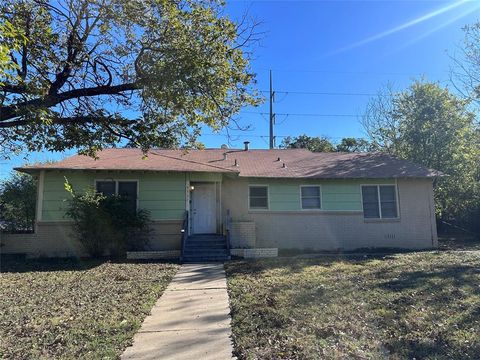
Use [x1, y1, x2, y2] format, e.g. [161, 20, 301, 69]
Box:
[191, 183, 216, 234]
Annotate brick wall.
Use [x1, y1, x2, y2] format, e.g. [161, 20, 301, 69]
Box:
[222, 178, 438, 250]
[230, 221, 256, 248]
[126, 250, 180, 260]
[1, 220, 182, 258]
[230, 248, 278, 258]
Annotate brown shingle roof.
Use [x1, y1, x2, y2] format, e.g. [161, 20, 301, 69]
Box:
[16, 148, 441, 178]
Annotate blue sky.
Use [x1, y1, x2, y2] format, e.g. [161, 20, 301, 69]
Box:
[2, 0, 479, 178]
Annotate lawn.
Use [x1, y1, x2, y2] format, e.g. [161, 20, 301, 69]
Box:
[225, 251, 480, 360]
[0, 259, 179, 359]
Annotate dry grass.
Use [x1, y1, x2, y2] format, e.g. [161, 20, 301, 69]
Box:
[0, 259, 179, 359]
[226, 251, 480, 359]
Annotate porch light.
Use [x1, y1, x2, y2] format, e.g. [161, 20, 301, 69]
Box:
[189, 185, 195, 191]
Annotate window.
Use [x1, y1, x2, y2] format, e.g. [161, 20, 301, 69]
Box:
[361, 185, 398, 219]
[118, 181, 138, 213]
[96, 180, 138, 212]
[96, 181, 115, 196]
[249, 185, 268, 209]
[301, 186, 321, 209]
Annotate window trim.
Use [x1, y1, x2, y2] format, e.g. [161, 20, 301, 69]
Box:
[94, 179, 139, 211]
[248, 184, 269, 210]
[299, 185, 322, 210]
[360, 184, 400, 220]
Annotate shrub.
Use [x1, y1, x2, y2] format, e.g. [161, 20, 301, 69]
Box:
[0, 172, 36, 233]
[64, 179, 151, 258]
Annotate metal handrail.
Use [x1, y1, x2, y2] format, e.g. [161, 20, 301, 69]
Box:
[225, 209, 231, 254]
[180, 210, 189, 260]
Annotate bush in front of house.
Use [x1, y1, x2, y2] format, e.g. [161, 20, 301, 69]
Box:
[64, 180, 151, 258]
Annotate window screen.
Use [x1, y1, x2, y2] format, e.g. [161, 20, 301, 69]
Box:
[362, 185, 398, 219]
[96, 181, 115, 196]
[118, 181, 137, 213]
[249, 186, 268, 209]
[380, 185, 397, 218]
[301, 186, 321, 209]
[362, 186, 380, 218]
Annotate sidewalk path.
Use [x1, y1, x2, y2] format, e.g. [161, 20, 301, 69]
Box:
[121, 263, 235, 360]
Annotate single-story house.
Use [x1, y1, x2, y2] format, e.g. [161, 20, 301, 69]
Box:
[2, 144, 440, 259]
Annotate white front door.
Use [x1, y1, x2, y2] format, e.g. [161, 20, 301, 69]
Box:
[191, 183, 216, 234]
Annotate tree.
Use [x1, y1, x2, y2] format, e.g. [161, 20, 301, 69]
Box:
[0, 0, 261, 158]
[280, 134, 372, 153]
[336, 137, 373, 152]
[363, 81, 480, 230]
[0, 20, 25, 81]
[452, 22, 480, 103]
[0, 172, 37, 232]
[280, 135, 335, 152]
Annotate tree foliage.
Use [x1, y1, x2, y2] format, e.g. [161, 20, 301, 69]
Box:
[64, 180, 151, 257]
[336, 137, 374, 152]
[0, 172, 37, 232]
[280, 135, 335, 152]
[280, 134, 372, 153]
[0, 0, 260, 157]
[452, 22, 480, 103]
[363, 81, 480, 231]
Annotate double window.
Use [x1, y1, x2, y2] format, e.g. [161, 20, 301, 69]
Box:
[361, 185, 398, 219]
[301, 186, 321, 210]
[96, 180, 138, 213]
[249, 185, 268, 209]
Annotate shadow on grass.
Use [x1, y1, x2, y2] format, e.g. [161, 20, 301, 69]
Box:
[227, 253, 480, 359]
[0, 255, 179, 274]
[225, 254, 391, 277]
[0, 256, 105, 273]
[373, 261, 480, 359]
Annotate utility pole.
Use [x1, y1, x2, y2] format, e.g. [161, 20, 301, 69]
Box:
[269, 69, 275, 149]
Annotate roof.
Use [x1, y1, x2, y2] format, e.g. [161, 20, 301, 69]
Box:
[16, 148, 441, 179]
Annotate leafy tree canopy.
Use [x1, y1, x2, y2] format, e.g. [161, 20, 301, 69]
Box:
[336, 137, 374, 152]
[280, 134, 372, 153]
[0, 0, 261, 158]
[0, 172, 37, 232]
[363, 80, 480, 226]
[280, 135, 335, 152]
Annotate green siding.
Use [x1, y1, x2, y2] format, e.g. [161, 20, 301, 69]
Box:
[41, 170, 396, 220]
[188, 172, 223, 182]
[42, 171, 187, 221]
[248, 179, 395, 212]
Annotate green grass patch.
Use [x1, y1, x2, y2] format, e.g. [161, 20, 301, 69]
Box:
[225, 251, 480, 359]
[0, 259, 179, 359]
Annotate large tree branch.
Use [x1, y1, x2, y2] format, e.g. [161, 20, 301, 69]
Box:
[0, 82, 141, 122]
[0, 114, 135, 128]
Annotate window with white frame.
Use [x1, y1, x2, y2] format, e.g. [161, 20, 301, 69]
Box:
[301, 185, 321, 209]
[361, 185, 398, 219]
[96, 180, 138, 213]
[249, 185, 268, 209]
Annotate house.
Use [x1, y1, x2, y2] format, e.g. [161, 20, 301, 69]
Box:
[2, 144, 440, 259]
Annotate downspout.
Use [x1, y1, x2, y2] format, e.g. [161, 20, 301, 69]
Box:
[35, 170, 45, 233]
[429, 177, 437, 248]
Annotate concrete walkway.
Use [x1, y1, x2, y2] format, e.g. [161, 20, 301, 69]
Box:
[121, 263, 235, 360]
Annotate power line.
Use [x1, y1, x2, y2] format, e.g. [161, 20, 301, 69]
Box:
[243, 111, 361, 118]
[201, 133, 345, 140]
[256, 67, 446, 77]
[259, 90, 387, 97]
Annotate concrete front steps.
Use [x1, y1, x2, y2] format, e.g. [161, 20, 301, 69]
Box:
[181, 234, 230, 262]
